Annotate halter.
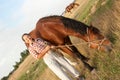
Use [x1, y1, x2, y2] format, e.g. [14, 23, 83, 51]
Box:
[86, 27, 107, 50]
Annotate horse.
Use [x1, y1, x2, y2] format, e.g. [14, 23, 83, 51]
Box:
[29, 15, 112, 71]
[65, 3, 79, 13]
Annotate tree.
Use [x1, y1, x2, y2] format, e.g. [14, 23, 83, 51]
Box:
[20, 49, 29, 59]
[1, 76, 8, 80]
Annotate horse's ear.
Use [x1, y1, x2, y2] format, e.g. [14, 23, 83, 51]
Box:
[89, 23, 100, 33]
[36, 30, 41, 38]
[89, 23, 93, 28]
[29, 29, 37, 39]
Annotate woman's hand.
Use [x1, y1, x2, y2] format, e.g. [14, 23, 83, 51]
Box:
[50, 45, 56, 49]
[37, 45, 51, 59]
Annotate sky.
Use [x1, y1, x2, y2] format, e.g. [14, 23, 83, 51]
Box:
[0, 0, 74, 79]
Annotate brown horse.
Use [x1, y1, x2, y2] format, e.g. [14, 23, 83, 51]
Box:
[65, 3, 79, 13]
[29, 15, 112, 71]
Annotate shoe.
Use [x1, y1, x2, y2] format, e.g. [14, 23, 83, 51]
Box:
[76, 76, 85, 80]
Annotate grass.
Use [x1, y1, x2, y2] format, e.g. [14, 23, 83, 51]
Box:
[92, 0, 113, 17]
[18, 59, 47, 80]
[73, 0, 120, 80]
[92, 51, 120, 80]
[76, 0, 97, 22]
[83, 0, 120, 80]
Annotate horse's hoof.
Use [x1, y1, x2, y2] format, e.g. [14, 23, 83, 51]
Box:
[88, 66, 97, 72]
[77, 75, 85, 80]
[83, 57, 90, 62]
[91, 68, 97, 75]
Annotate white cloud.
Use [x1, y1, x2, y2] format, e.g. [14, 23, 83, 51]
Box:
[0, 20, 7, 31]
[21, 0, 72, 16]
[19, 0, 74, 29]
[0, 58, 6, 66]
[0, 26, 26, 77]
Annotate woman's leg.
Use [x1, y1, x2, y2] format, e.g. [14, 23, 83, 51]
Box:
[53, 50, 80, 78]
[43, 50, 72, 80]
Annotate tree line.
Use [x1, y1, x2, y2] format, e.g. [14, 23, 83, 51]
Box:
[1, 49, 29, 80]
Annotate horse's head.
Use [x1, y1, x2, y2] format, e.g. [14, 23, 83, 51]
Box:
[86, 26, 112, 52]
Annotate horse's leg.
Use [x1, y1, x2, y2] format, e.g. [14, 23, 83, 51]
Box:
[64, 37, 94, 71]
[59, 45, 77, 58]
[65, 37, 89, 62]
[60, 45, 94, 71]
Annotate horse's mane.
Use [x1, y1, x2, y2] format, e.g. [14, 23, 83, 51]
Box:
[61, 16, 100, 35]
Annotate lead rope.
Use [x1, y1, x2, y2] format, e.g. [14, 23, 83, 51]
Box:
[50, 28, 107, 49]
[51, 39, 105, 49]
[86, 27, 91, 47]
[97, 38, 106, 50]
[86, 27, 108, 50]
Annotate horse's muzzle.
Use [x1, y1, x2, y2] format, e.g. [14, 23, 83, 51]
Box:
[105, 44, 113, 53]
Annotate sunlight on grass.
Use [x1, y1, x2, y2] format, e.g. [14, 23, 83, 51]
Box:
[76, 0, 97, 21]
[18, 59, 47, 80]
[75, 0, 120, 80]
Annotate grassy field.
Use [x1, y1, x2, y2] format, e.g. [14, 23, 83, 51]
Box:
[9, 0, 120, 80]
[77, 0, 120, 80]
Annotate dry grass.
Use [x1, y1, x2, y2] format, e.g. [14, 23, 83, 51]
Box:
[70, 0, 120, 80]
[79, 0, 120, 80]
[8, 55, 36, 80]
[91, 0, 120, 51]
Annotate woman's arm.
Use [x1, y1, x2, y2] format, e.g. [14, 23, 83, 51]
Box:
[28, 48, 39, 59]
[37, 45, 51, 59]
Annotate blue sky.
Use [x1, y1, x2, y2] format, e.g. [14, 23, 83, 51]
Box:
[0, 0, 24, 28]
[0, 0, 73, 79]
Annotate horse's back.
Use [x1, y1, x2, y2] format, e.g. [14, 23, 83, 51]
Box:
[36, 16, 66, 33]
[33, 16, 68, 45]
[37, 16, 62, 24]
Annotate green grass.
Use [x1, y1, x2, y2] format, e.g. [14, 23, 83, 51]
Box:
[92, 50, 120, 80]
[76, 0, 97, 22]
[74, 0, 120, 80]
[92, 0, 113, 17]
[18, 59, 47, 80]
[77, 0, 114, 25]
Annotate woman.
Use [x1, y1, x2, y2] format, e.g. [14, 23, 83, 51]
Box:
[22, 33, 84, 80]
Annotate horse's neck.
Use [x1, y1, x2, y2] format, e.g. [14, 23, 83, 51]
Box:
[66, 28, 88, 42]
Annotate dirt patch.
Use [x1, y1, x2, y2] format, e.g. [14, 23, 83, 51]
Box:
[90, 0, 99, 14]
[101, 0, 107, 6]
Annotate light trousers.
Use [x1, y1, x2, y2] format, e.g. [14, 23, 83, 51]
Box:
[43, 50, 80, 80]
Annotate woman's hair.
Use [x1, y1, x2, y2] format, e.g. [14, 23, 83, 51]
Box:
[22, 33, 29, 41]
[22, 33, 30, 47]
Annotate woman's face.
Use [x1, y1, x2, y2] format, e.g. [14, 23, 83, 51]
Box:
[23, 35, 33, 44]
